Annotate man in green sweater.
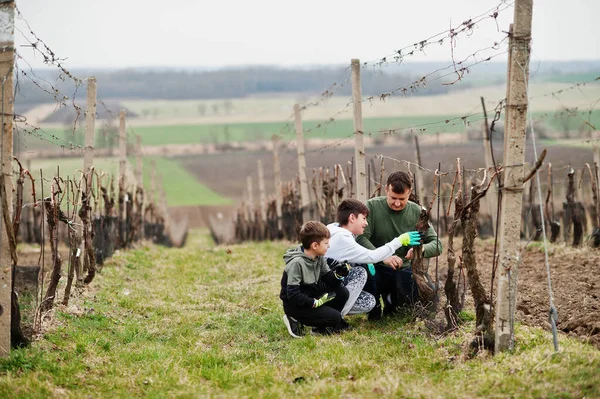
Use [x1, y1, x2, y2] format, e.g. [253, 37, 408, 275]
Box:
[357, 171, 442, 319]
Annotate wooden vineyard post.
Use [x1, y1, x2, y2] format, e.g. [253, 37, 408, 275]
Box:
[81, 76, 97, 285]
[135, 135, 143, 188]
[258, 159, 267, 224]
[0, 0, 15, 357]
[495, 0, 534, 353]
[118, 110, 127, 248]
[272, 136, 283, 232]
[84, 77, 96, 181]
[413, 135, 425, 205]
[351, 59, 366, 203]
[294, 104, 311, 224]
[246, 176, 254, 223]
[481, 97, 498, 236]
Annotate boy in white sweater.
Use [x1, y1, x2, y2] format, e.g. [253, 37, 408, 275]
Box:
[326, 199, 421, 319]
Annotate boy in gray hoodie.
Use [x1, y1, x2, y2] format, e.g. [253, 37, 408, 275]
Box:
[279, 221, 352, 338]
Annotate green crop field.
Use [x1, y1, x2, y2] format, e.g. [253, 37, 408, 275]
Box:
[29, 110, 600, 151]
[30, 114, 492, 149]
[25, 156, 230, 207]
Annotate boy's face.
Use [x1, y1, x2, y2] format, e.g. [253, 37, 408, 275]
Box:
[312, 238, 330, 256]
[349, 213, 368, 236]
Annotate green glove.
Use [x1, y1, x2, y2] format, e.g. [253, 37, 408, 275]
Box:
[367, 263, 376, 276]
[398, 231, 422, 246]
[313, 292, 336, 308]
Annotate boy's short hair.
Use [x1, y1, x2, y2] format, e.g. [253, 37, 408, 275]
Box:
[300, 221, 330, 249]
[387, 171, 413, 194]
[337, 198, 369, 226]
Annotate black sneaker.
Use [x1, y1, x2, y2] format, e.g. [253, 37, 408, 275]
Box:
[368, 305, 382, 321]
[283, 314, 305, 338]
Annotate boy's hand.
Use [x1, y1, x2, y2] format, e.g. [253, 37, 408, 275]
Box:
[398, 231, 422, 246]
[313, 292, 336, 308]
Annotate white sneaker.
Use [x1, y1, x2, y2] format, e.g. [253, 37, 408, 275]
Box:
[283, 314, 304, 338]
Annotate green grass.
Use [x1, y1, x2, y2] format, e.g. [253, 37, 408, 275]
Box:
[533, 109, 600, 134]
[36, 114, 481, 148]
[35, 108, 600, 150]
[1, 232, 598, 398]
[26, 157, 230, 207]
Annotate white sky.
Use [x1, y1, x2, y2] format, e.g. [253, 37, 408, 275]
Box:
[12, 0, 600, 69]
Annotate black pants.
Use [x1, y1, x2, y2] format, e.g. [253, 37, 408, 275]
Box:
[374, 265, 418, 310]
[283, 285, 349, 329]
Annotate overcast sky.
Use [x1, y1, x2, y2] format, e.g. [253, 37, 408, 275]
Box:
[13, 0, 600, 70]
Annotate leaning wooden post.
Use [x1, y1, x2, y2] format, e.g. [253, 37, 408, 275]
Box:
[351, 59, 367, 203]
[83, 77, 96, 181]
[481, 97, 498, 236]
[0, 0, 15, 357]
[272, 135, 283, 232]
[258, 160, 267, 223]
[294, 104, 311, 223]
[117, 110, 127, 248]
[246, 176, 254, 223]
[495, 0, 534, 353]
[150, 159, 157, 205]
[413, 135, 426, 204]
[81, 76, 97, 284]
[135, 135, 143, 188]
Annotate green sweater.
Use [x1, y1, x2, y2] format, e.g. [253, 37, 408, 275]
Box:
[356, 197, 442, 268]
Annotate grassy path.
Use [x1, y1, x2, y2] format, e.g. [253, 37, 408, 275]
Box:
[1, 232, 599, 398]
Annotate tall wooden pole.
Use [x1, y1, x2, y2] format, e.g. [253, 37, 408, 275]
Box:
[413, 135, 425, 204]
[119, 111, 127, 189]
[80, 76, 97, 284]
[117, 110, 127, 248]
[135, 135, 143, 187]
[258, 160, 266, 222]
[0, 0, 14, 358]
[150, 160, 157, 205]
[482, 98, 498, 236]
[351, 59, 366, 203]
[84, 77, 96, 179]
[495, 0, 534, 353]
[272, 135, 283, 231]
[246, 176, 254, 222]
[294, 104, 310, 223]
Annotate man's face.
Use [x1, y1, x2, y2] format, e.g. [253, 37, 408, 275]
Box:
[385, 185, 411, 211]
[349, 213, 368, 236]
[313, 238, 330, 256]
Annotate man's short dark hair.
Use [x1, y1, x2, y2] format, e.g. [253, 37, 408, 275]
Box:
[337, 198, 369, 226]
[387, 171, 413, 194]
[299, 221, 330, 249]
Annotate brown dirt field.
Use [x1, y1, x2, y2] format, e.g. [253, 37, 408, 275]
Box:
[179, 141, 595, 201]
[433, 237, 600, 349]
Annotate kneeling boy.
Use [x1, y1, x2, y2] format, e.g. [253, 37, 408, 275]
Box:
[280, 221, 351, 337]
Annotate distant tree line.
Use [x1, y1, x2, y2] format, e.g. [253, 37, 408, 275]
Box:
[14, 66, 458, 109]
[15, 60, 599, 111]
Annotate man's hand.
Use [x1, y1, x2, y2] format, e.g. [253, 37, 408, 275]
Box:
[405, 247, 424, 260]
[313, 292, 336, 308]
[383, 255, 403, 270]
[398, 231, 422, 246]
